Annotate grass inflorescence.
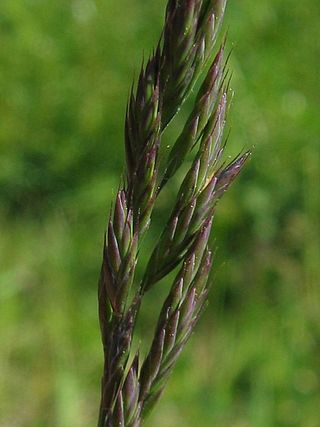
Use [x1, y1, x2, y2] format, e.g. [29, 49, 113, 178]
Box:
[97, 1, 250, 426]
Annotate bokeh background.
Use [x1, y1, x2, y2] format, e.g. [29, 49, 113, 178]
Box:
[1, 1, 319, 426]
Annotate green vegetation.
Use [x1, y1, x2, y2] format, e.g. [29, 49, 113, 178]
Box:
[1, 1, 319, 426]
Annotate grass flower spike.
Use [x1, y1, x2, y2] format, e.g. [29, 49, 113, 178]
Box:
[97, 1, 250, 426]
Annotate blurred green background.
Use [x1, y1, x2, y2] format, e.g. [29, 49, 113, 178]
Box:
[1, 0, 319, 426]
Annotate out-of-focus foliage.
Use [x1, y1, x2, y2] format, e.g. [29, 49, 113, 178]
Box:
[0, 1, 319, 426]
